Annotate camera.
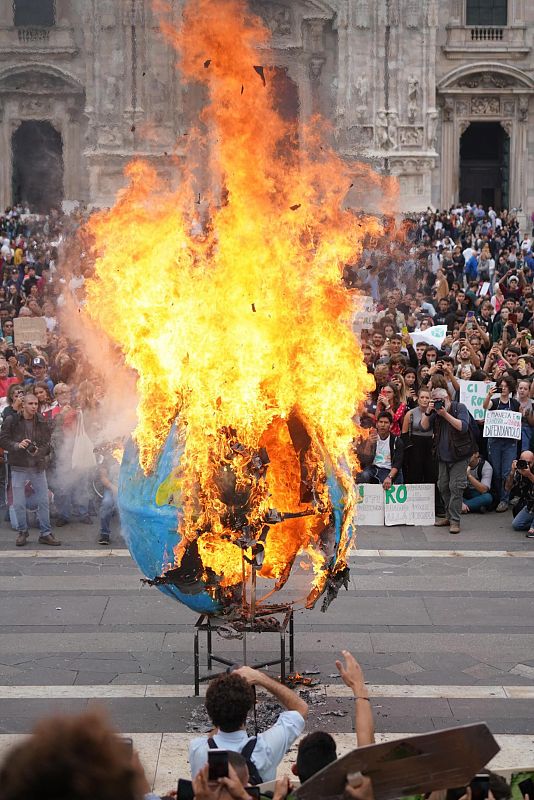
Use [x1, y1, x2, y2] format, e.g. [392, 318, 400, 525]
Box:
[26, 442, 38, 456]
[434, 399, 445, 410]
[517, 459, 530, 471]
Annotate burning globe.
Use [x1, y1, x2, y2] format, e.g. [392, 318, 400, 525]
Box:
[84, 0, 383, 616]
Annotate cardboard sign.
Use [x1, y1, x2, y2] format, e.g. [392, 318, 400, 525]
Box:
[384, 483, 435, 527]
[356, 484, 384, 525]
[13, 316, 47, 346]
[483, 409, 522, 440]
[478, 281, 490, 296]
[459, 379, 495, 421]
[352, 295, 376, 332]
[357, 484, 434, 526]
[410, 324, 447, 348]
[295, 723, 499, 800]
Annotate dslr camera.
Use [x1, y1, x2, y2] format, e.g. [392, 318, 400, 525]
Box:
[26, 442, 38, 456]
[433, 399, 445, 410]
[517, 459, 530, 471]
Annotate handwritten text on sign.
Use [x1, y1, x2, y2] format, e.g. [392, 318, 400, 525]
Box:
[357, 484, 435, 526]
[483, 410, 522, 440]
[459, 380, 495, 421]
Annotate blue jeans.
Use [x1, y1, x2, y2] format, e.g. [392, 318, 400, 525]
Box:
[100, 488, 116, 534]
[521, 424, 533, 452]
[11, 469, 51, 536]
[464, 489, 493, 512]
[53, 468, 90, 521]
[487, 438, 517, 502]
[356, 465, 403, 484]
[512, 505, 534, 531]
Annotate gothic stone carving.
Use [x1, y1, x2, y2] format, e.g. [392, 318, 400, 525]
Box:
[405, 0, 420, 28]
[443, 97, 454, 122]
[455, 99, 469, 116]
[500, 120, 513, 137]
[407, 76, 420, 123]
[251, 2, 292, 35]
[354, 0, 370, 29]
[519, 96, 529, 122]
[503, 99, 515, 115]
[470, 96, 500, 115]
[426, 110, 438, 149]
[458, 73, 514, 89]
[398, 126, 423, 147]
[344, 125, 374, 147]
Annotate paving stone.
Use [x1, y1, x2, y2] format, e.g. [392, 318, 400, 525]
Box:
[386, 660, 425, 676]
[510, 664, 534, 679]
[462, 663, 505, 679]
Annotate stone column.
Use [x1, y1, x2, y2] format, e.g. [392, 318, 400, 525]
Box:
[440, 97, 456, 208]
[0, 105, 10, 209]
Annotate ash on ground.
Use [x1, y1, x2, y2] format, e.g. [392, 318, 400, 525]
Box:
[186, 682, 348, 734]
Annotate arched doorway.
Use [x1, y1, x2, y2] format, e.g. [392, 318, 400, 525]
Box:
[12, 121, 64, 212]
[459, 122, 509, 210]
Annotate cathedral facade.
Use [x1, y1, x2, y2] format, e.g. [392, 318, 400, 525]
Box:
[0, 0, 532, 217]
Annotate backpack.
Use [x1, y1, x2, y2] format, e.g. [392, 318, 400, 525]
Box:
[449, 401, 477, 461]
[207, 737, 263, 786]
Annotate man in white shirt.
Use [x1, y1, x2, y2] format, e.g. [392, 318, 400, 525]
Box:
[189, 666, 308, 783]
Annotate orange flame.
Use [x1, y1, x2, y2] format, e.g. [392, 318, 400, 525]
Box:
[84, 0, 385, 605]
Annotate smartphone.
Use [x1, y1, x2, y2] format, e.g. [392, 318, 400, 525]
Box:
[466, 311, 475, 319]
[247, 788, 261, 800]
[208, 750, 229, 781]
[518, 778, 534, 799]
[471, 774, 490, 800]
[497, 359, 506, 368]
[177, 778, 195, 800]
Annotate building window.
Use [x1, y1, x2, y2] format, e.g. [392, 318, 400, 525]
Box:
[466, 0, 507, 25]
[13, 0, 55, 27]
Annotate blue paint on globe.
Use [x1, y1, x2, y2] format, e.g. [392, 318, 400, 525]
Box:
[118, 430, 221, 614]
[118, 425, 353, 614]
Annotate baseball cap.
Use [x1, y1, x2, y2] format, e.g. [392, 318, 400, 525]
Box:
[32, 357, 46, 369]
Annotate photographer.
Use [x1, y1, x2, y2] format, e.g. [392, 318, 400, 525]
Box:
[506, 450, 534, 538]
[0, 392, 58, 547]
[421, 388, 474, 534]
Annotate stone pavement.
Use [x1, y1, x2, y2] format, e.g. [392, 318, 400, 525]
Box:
[0, 511, 533, 792]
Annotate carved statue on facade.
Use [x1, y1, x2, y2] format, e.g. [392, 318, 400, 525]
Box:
[387, 111, 399, 148]
[354, 0, 370, 29]
[405, 0, 420, 28]
[426, 109, 438, 149]
[251, 2, 292, 35]
[376, 110, 389, 148]
[519, 96, 529, 123]
[407, 76, 419, 123]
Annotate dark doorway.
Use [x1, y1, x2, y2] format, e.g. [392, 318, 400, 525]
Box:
[12, 121, 63, 212]
[459, 122, 509, 211]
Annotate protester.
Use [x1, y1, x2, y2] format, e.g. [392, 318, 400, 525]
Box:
[189, 666, 308, 783]
[420, 388, 473, 534]
[507, 450, 534, 537]
[0, 711, 153, 800]
[355, 411, 404, 488]
[462, 450, 493, 513]
[482, 377, 520, 512]
[0, 393, 58, 547]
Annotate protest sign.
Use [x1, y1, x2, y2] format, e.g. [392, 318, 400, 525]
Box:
[384, 483, 435, 526]
[352, 295, 376, 332]
[477, 282, 490, 297]
[356, 484, 384, 525]
[459, 379, 495, 420]
[13, 316, 47, 346]
[410, 324, 447, 348]
[483, 409, 521, 440]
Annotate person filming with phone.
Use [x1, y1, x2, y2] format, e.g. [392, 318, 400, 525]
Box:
[482, 376, 520, 513]
[421, 388, 474, 534]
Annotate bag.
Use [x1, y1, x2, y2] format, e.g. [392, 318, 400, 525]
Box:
[71, 412, 96, 470]
[449, 402, 477, 461]
[207, 737, 263, 786]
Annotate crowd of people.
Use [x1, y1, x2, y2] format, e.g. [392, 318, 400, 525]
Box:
[351, 204, 534, 537]
[0, 650, 515, 800]
[0, 205, 119, 547]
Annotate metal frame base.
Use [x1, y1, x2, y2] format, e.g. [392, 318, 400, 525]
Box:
[193, 606, 294, 696]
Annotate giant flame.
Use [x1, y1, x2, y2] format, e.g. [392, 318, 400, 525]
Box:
[84, 0, 387, 609]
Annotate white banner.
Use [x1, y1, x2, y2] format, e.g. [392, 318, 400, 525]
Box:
[356, 484, 384, 525]
[356, 484, 435, 526]
[483, 409, 522, 440]
[410, 324, 447, 349]
[459, 379, 495, 421]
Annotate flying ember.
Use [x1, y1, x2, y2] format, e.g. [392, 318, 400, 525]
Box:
[84, 0, 383, 613]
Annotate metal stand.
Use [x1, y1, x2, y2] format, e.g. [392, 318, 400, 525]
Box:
[193, 606, 294, 695]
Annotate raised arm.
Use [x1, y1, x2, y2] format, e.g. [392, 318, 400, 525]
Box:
[336, 650, 375, 747]
[235, 666, 308, 719]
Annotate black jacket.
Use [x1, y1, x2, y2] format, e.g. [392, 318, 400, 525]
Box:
[358, 433, 405, 472]
[0, 412, 51, 469]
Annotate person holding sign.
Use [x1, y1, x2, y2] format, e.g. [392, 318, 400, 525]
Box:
[421, 388, 474, 534]
[483, 377, 520, 513]
[517, 380, 534, 451]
